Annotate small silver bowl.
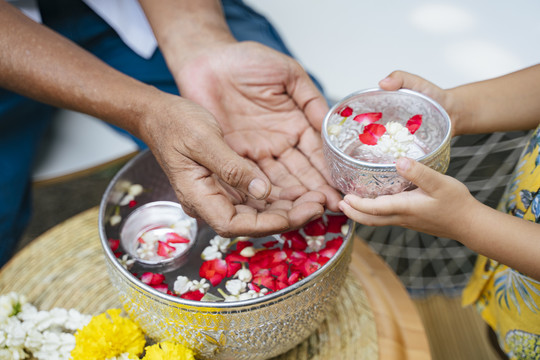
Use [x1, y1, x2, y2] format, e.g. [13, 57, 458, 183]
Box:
[120, 201, 197, 272]
[322, 88, 451, 198]
[99, 150, 354, 360]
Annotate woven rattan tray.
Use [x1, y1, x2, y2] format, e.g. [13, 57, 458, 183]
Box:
[0, 207, 430, 359]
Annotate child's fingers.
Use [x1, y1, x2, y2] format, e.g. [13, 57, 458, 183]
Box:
[395, 157, 445, 195]
[338, 198, 401, 226]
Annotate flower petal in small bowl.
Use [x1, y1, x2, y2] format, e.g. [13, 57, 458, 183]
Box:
[120, 201, 197, 273]
[322, 88, 451, 198]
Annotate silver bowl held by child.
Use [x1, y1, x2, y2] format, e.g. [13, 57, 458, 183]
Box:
[98, 150, 354, 360]
[322, 88, 451, 198]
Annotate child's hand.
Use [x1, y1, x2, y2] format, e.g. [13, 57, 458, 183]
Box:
[338, 157, 479, 240]
[378, 71, 458, 136]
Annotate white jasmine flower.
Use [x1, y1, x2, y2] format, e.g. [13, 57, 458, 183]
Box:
[32, 331, 75, 360]
[23, 328, 42, 351]
[127, 184, 143, 197]
[384, 121, 403, 135]
[234, 268, 252, 283]
[0, 293, 88, 360]
[1, 317, 26, 348]
[118, 194, 134, 206]
[374, 121, 414, 159]
[201, 245, 222, 260]
[306, 235, 325, 252]
[225, 279, 246, 296]
[0, 347, 27, 360]
[118, 254, 135, 270]
[238, 288, 268, 301]
[0, 292, 27, 319]
[341, 223, 350, 236]
[170, 218, 196, 238]
[327, 124, 341, 136]
[238, 291, 257, 301]
[139, 231, 160, 245]
[209, 236, 230, 253]
[71, 310, 91, 330]
[223, 294, 240, 302]
[173, 276, 192, 295]
[239, 246, 256, 258]
[136, 242, 155, 260]
[109, 214, 122, 226]
[258, 288, 269, 296]
[189, 279, 210, 294]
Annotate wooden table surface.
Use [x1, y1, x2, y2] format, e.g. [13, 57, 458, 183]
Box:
[350, 237, 431, 360]
[0, 208, 430, 360]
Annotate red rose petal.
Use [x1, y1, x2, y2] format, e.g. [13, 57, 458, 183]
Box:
[262, 240, 279, 248]
[150, 283, 169, 293]
[248, 282, 261, 292]
[236, 241, 254, 251]
[289, 251, 308, 267]
[128, 200, 137, 208]
[406, 114, 422, 134]
[271, 263, 289, 283]
[353, 112, 382, 125]
[288, 272, 301, 285]
[359, 123, 386, 145]
[302, 218, 327, 237]
[253, 269, 277, 291]
[276, 281, 289, 290]
[165, 232, 190, 244]
[326, 214, 348, 233]
[301, 259, 321, 277]
[340, 106, 353, 117]
[318, 237, 344, 258]
[141, 272, 165, 285]
[359, 132, 377, 145]
[180, 290, 204, 301]
[281, 230, 308, 251]
[367, 123, 386, 137]
[199, 258, 228, 287]
[225, 252, 249, 264]
[108, 238, 120, 252]
[226, 261, 242, 278]
[317, 256, 331, 267]
[157, 241, 176, 257]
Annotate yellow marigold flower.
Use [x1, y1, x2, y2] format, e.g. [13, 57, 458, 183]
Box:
[71, 309, 146, 360]
[142, 341, 196, 360]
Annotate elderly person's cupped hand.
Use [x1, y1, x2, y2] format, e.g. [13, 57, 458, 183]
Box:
[138, 94, 327, 237]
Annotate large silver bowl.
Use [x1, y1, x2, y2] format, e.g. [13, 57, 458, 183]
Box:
[322, 88, 451, 198]
[98, 150, 354, 360]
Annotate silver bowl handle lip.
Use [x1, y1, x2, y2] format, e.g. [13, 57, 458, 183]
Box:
[98, 150, 356, 310]
[321, 87, 452, 169]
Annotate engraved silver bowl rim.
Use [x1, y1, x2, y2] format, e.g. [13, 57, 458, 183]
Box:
[98, 150, 354, 310]
[322, 88, 452, 169]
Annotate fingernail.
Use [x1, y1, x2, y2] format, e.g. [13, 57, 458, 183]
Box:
[248, 178, 268, 199]
[396, 157, 410, 172]
[379, 76, 391, 84]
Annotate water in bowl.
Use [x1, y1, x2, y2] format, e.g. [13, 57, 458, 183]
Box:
[344, 136, 428, 164]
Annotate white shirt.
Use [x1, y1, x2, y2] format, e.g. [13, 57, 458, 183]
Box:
[7, 0, 157, 59]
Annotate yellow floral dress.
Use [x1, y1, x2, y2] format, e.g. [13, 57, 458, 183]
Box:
[462, 125, 540, 359]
